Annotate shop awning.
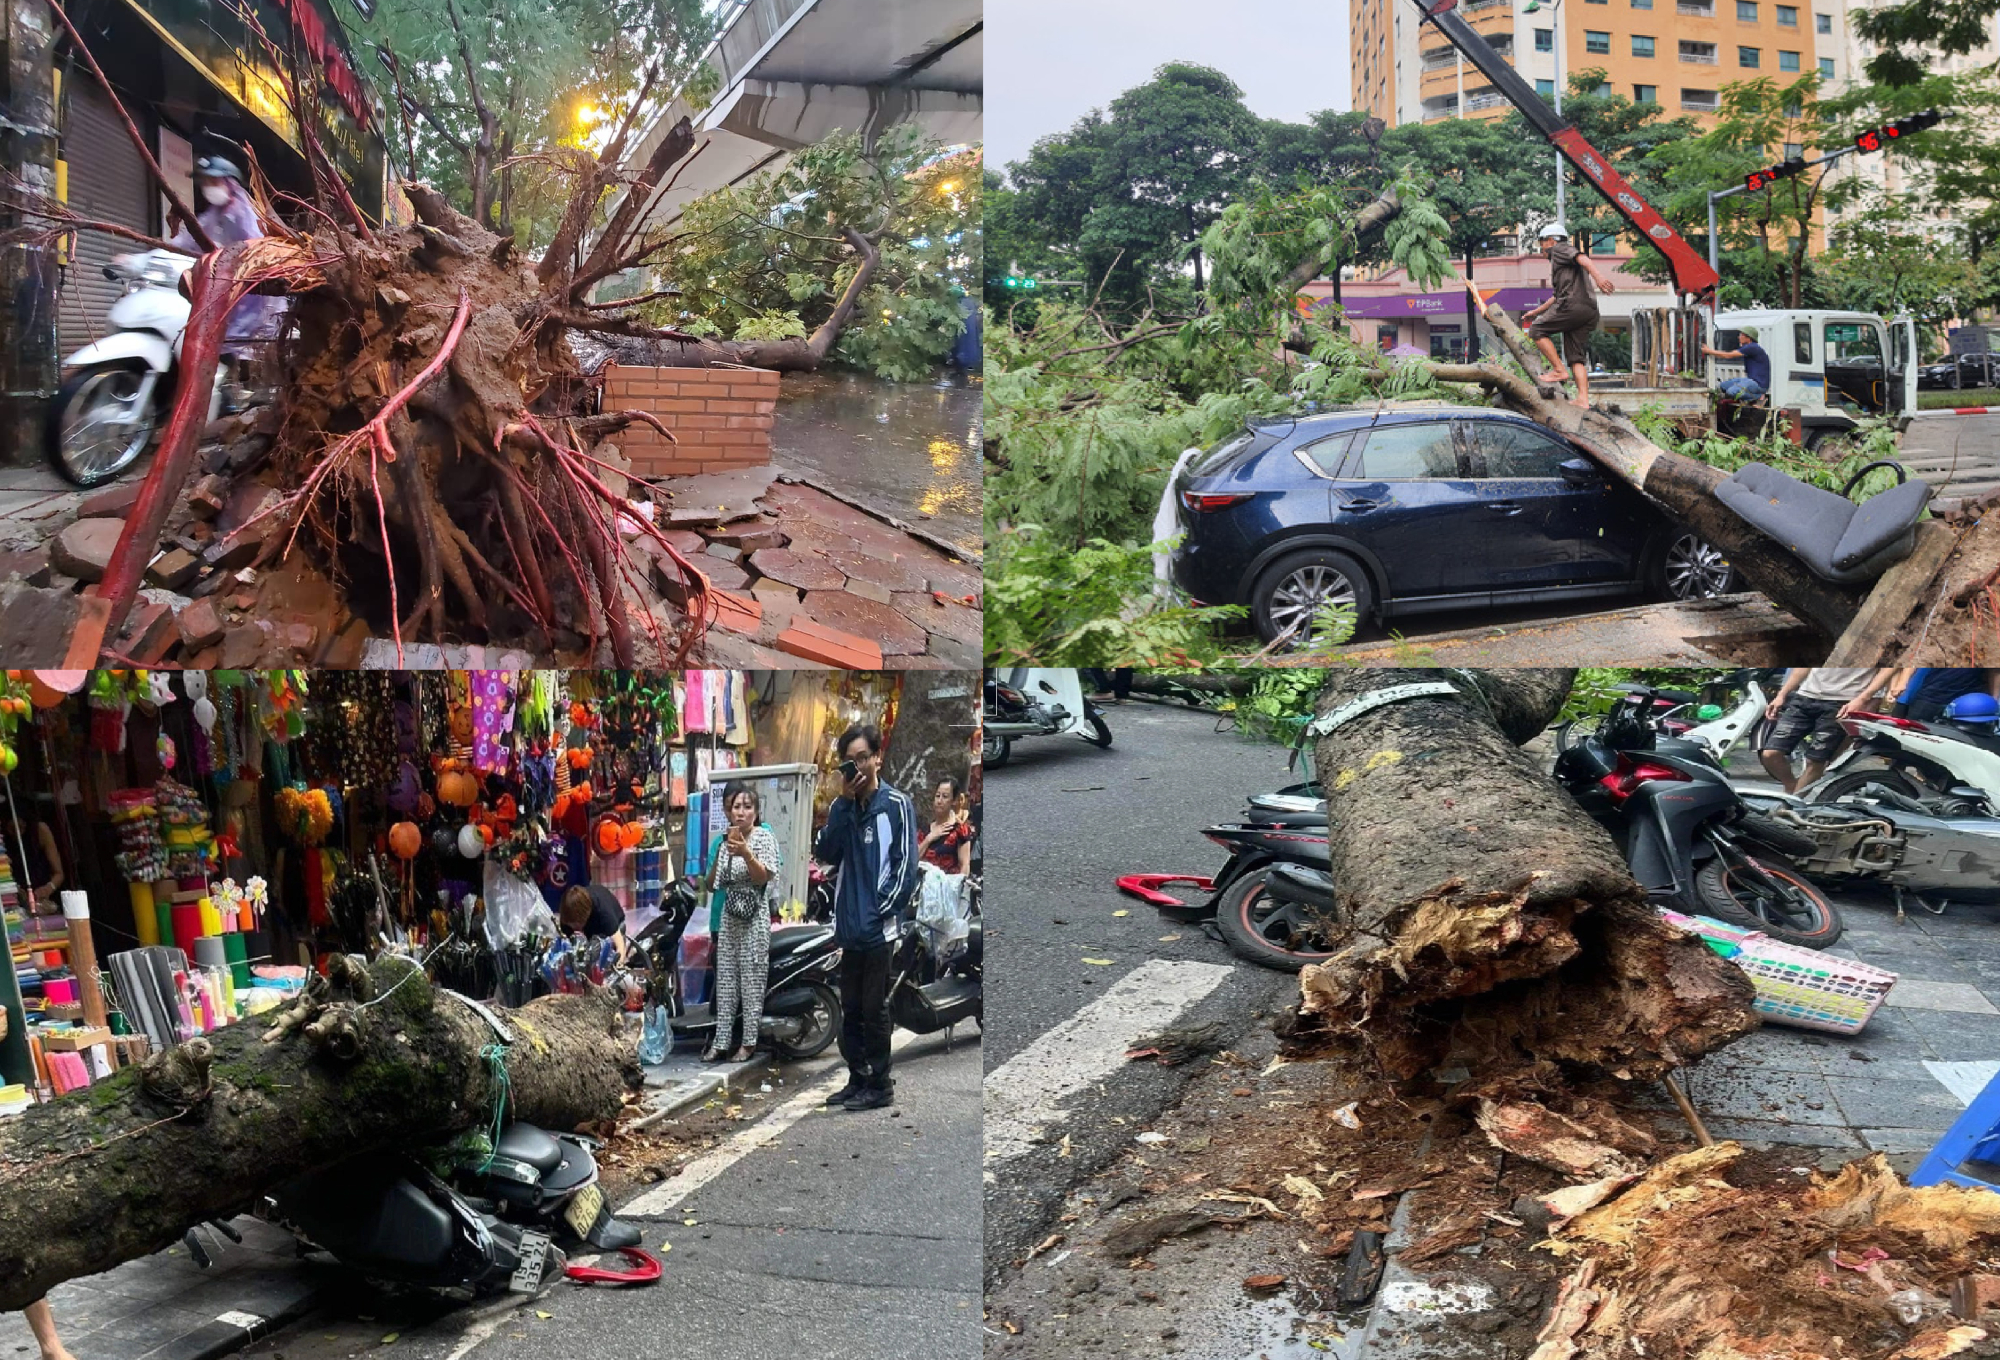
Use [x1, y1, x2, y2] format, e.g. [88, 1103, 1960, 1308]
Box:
[1318, 287, 1552, 319]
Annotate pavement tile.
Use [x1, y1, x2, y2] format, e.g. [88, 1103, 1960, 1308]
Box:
[1680, 1064, 1845, 1125]
[1923, 1059, 2000, 1105]
[1828, 1076, 1966, 1130]
[1898, 1007, 2000, 1060]
[1858, 1128, 1951, 1154]
[1814, 1055, 1939, 1084]
[1717, 1026, 1830, 1074]
[1701, 1116, 1862, 1148]
[1882, 978, 2000, 1013]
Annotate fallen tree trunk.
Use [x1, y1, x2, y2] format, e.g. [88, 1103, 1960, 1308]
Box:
[0, 955, 633, 1311]
[1292, 668, 1759, 1095]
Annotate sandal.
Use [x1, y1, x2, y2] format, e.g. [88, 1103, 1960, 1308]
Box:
[701, 1047, 726, 1063]
[731, 1046, 755, 1062]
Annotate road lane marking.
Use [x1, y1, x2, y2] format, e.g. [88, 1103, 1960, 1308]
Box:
[982, 958, 1235, 1163]
[620, 1033, 917, 1219]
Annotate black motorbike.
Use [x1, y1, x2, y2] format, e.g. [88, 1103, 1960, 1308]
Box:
[263, 1155, 568, 1300]
[889, 875, 982, 1040]
[636, 879, 843, 1061]
[1553, 688, 1842, 946]
[449, 1123, 642, 1252]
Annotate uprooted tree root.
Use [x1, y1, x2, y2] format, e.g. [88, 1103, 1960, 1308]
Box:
[1535, 1143, 2000, 1360]
[9, 0, 894, 662]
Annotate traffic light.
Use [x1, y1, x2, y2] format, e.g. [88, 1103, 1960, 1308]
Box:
[1855, 109, 1945, 153]
[1745, 157, 1808, 193]
[998, 274, 1039, 291]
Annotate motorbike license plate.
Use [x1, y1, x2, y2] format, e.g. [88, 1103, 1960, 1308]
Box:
[509, 1230, 553, 1294]
[563, 1184, 604, 1239]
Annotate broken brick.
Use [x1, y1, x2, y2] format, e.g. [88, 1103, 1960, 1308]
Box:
[188, 475, 231, 519]
[144, 548, 200, 592]
[174, 598, 225, 651]
[711, 590, 763, 636]
[123, 602, 179, 665]
[776, 618, 883, 670]
[76, 482, 143, 521]
[220, 622, 267, 667]
[50, 518, 125, 583]
[749, 548, 843, 592]
[843, 574, 894, 605]
[710, 524, 787, 553]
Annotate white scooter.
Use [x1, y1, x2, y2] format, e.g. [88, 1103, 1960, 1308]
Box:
[1812, 709, 2000, 804]
[45, 249, 224, 488]
[981, 669, 1112, 767]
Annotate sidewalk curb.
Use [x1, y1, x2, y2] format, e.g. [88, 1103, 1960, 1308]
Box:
[632, 1051, 778, 1128]
[136, 1284, 325, 1360]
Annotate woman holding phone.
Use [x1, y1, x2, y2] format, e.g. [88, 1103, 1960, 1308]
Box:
[703, 781, 781, 1062]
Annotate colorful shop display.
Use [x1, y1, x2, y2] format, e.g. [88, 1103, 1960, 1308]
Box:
[0, 669, 974, 1103]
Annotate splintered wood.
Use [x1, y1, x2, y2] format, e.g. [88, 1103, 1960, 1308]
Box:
[1526, 1143, 2000, 1359]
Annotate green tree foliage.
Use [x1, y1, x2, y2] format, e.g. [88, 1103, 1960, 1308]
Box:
[1849, 0, 2000, 87]
[358, 0, 713, 246]
[1005, 64, 1265, 319]
[1819, 208, 1982, 340]
[641, 127, 980, 381]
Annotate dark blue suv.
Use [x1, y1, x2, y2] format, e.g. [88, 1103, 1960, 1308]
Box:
[1169, 403, 1735, 647]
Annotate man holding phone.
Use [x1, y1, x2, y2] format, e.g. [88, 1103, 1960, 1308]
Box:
[814, 724, 920, 1111]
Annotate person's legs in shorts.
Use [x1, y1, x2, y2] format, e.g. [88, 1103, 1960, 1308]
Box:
[1759, 697, 1840, 793]
[1563, 327, 1592, 409]
[1796, 707, 1852, 791]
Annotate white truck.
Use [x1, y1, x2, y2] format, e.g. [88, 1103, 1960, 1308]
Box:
[1598, 306, 1919, 454]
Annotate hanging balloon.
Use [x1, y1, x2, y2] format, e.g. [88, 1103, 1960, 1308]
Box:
[157, 733, 176, 771]
[388, 821, 422, 860]
[192, 696, 217, 733]
[182, 671, 207, 702]
[432, 826, 456, 857]
[416, 792, 436, 820]
[457, 823, 486, 859]
[387, 760, 422, 817]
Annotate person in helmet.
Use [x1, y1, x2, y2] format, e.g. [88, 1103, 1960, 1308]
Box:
[1892, 668, 1998, 723]
[167, 155, 284, 399]
[1520, 223, 1616, 410]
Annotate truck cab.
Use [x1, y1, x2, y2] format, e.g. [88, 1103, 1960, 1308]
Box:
[1708, 308, 1918, 449]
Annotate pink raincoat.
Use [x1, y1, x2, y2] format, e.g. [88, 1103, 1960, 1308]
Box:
[170, 179, 285, 345]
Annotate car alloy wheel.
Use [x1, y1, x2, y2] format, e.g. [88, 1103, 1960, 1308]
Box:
[1266, 563, 1358, 648]
[1664, 533, 1733, 600]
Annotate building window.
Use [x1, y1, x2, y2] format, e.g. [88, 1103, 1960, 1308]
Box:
[1632, 33, 1656, 55]
[1819, 55, 1835, 75]
[1596, 79, 1613, 93]
[1682, 87, 1719, 109]
[1635, 83, 1658, 100]
[1776, 3, 1798, 20]
[1816, 11, 1831, 30]
[1535, 26, 1554, 50]
[1784, 99, 1801, 116]
[1739, 44, 1761, 65]
[1680, 39, 1718, 61]
[1736, 0, 1757, 16]
[1536, 77, 1556, 96]
[1783, 141, 1801, 159]
[1585, 29, 1611, 52]
[1633, 0, 1655, 8]
[1591, 233, 1619, 255]
[1779, 49, 1800, 69]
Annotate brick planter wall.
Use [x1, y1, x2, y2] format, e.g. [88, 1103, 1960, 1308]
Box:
[599, 364, 780, 478]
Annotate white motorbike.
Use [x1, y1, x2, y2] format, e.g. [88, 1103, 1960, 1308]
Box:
[981, 669, 1112, 767]
[46, 249, 224, 488]
[1812, 709, 2000, 804]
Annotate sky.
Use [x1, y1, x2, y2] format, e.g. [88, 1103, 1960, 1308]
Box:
[986, 0, 1353, 176]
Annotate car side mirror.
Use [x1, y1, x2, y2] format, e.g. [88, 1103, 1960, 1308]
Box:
[1558, 458, 1599, 486]
[1951, 786, 1987, 802]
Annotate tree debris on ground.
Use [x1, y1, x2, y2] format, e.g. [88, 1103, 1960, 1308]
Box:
[0, 955, 632, 1311]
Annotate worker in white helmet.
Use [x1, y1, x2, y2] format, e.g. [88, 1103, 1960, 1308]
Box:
[1521, 222, 1616, 410]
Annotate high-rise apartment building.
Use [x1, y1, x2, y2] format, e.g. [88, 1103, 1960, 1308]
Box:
[1351, 0, 1846, 128]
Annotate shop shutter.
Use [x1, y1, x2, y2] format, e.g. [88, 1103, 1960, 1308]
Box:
[56, 81, 151, 362]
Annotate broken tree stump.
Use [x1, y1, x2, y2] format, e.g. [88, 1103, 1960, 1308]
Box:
[0, 955, 634, 1311]
[1291, 668, 1758, 1094]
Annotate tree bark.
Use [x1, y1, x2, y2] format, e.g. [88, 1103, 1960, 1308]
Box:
[0, 957, 634, 1311]
[1291, 668, 1759, 1095]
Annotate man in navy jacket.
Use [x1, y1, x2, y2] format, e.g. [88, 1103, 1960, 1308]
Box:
[815, 723, 920, 1110]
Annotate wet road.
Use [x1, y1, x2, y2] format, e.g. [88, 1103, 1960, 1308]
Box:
[769, 372, 982, 551]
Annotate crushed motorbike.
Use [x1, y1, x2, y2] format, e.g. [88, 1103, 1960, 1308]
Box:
[1747, 779, 2000, 916]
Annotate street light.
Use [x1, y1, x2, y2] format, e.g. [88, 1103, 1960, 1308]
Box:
[1524, 0, 1564, 225]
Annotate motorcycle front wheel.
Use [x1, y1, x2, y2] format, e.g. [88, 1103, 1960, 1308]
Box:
[1693, 855, 1843, 946]
[771, 982, 840, 1060]
[1214, 868, 1343, 972]
[981, 728, 1011, 767]
[47, 360, 157, 487]
[1084, 710, 1113, 748]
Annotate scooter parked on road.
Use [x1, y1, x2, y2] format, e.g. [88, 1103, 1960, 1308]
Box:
[637, 880, 843, 1061]
[1553, 689, 1842, 945]
[889, 875, 982, 1041]
[983, 670, 1112, 767]
[448, 1121, 644, 1251]
[45, 248, 226, 488]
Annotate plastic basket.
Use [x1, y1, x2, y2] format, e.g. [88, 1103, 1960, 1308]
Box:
[1659, 909, 1897, 1035]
